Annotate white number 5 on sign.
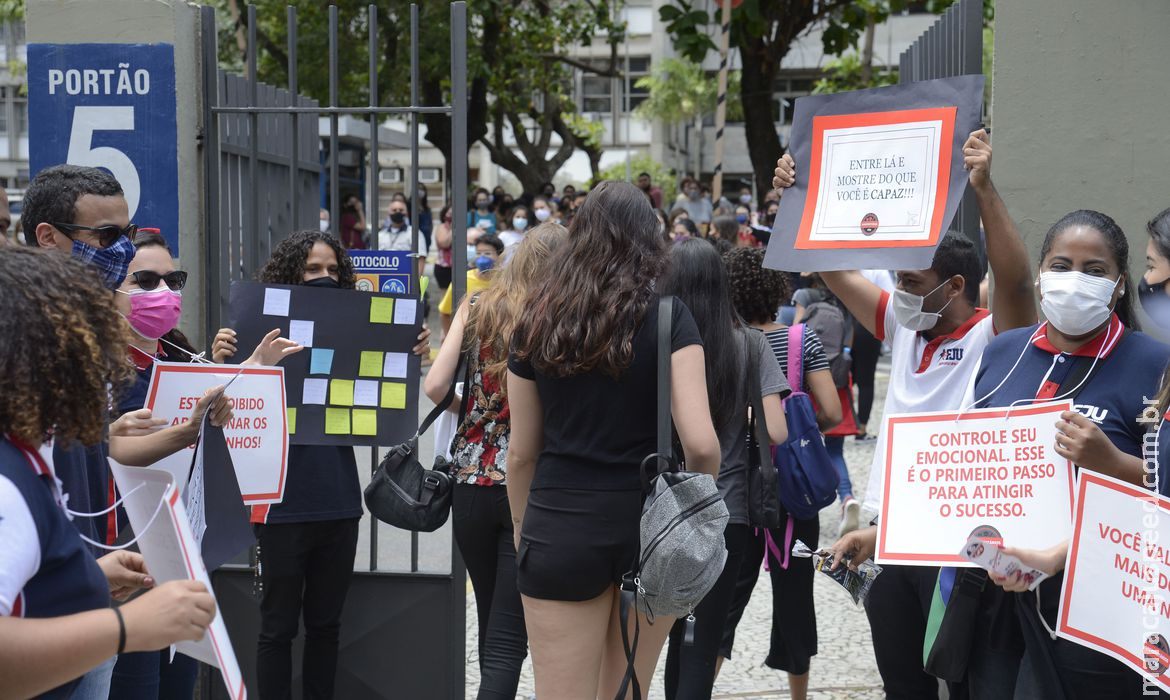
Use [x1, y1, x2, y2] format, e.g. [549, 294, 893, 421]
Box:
[67, 105, 141, 218]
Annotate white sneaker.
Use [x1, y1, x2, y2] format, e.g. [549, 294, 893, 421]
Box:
[839, 497, 861, 538]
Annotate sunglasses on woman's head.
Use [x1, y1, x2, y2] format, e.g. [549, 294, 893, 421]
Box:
[52, 222, 138, 248]
[129, 269, 188, 291]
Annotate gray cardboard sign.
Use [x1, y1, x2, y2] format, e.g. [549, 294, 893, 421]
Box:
[764, 75, 984, 273]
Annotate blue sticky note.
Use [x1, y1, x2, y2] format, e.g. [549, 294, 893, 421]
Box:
[310, 348, 335, 375]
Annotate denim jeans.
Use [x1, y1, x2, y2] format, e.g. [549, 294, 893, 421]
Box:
[824, 436, 853, 501]
[69, 656, 115, 700]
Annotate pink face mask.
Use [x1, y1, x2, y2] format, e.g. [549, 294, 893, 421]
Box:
[119, 287, 183, 340]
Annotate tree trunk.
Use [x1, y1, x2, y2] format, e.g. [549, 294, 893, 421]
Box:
[738, 35, 783, 197]
[860, 13, 876, 85]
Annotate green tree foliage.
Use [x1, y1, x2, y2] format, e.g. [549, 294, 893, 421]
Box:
[633, 57, 741, 126]
[595, 154, 677, 204]
[812, 54, 898, 95]
[658, 0, 989, 193]
[209, 0, 627, 196]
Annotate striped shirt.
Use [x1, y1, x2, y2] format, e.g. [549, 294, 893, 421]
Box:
[764, 325, 831, 384]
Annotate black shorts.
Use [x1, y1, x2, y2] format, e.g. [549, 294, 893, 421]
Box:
[516, 487, 642, 602]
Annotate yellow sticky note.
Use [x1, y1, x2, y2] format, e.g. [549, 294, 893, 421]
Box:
[370, 297, 395, 324]
[352, 409, 378, 436]
[287, 407, 297, 434]
[330, 379, 355, 406]
[359, 351, 384, 378]
[380, 382, 408, 410]
[325, 408, 350, 434]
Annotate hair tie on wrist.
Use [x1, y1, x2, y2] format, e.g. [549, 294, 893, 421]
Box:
[113, 607, 126, 655]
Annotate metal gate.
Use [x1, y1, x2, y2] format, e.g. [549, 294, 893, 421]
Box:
[199, 4, 469, 698]
[899, 0, 985, 269]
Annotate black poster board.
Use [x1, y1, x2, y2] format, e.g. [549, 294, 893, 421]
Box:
[228, 281, 421, 447]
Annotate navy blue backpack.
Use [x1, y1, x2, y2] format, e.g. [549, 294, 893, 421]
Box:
[772, 324, 839, 520]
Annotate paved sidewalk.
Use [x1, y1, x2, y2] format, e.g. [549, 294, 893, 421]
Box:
[463, 366, 892, 699]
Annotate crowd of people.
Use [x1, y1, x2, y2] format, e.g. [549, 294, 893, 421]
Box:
[5, 125, 1170, 700]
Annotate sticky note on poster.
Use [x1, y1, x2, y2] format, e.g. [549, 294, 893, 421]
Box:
[875, 401, 1075, 567]
[330, 379, 355, 406]
[359, 351, 384, 377]
[310, 348, 334, 375]
[370, 297, 395, 324]
[325, 408, 351, 434]
[381, 382, 407, 410]
[353, 409, 378, 436]
[763, 75, 984, 273]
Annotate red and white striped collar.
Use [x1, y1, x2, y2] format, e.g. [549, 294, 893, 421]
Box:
[1030, 314, 1124, 359]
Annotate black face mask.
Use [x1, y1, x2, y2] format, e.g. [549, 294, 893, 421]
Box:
[304, 276, 340, 289]
[1139, 276, 1170, 331]
[389, 212, 407, 225]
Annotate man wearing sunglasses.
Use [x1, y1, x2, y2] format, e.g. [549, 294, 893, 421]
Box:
[25, 164, 137, 290]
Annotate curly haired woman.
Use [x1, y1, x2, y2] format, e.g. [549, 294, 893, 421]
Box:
[210, 230, 430, 700]
[424, 222, 568, 699]
[0, 247, 219, 700]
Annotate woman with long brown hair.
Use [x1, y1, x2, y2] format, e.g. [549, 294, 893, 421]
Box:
[506, 181, 722, 699]
[423, 222, 569, 699]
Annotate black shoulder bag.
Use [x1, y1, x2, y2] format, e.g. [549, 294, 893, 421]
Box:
[364, 357, 469, 532]
[745, 329, 782, 529]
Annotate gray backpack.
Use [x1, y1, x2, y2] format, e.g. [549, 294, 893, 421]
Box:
[803, 291, 851, 389]
[616, 297, 729, 700]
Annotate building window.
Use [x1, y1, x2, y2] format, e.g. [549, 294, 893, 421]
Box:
[0, 87, 7, 135]
[773, 76, 816, 125]
[15, 97, 26, 135]
[625, 56, 650, 111]
[581, 75, 611, 113]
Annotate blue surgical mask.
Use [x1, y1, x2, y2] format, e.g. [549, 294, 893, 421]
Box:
[512, 217, 528, 231]
[736, 214, 748, 224]
[70, 235, 136, 290]
[475, 255, 494, 274]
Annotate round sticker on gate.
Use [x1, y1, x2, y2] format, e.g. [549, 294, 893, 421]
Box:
[860, 213, 880, 235]
[354, 278, 375, 292]
[382, 279, 407, 295]
[1145, 634, 1170, 675]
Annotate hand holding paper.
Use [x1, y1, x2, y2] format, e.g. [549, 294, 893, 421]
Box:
[120, 580, 217, 652]
[110, 408, 168, 437]
[97, 551, 155, 601]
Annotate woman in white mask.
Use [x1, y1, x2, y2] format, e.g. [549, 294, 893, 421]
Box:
[947, 209, 1170, 700]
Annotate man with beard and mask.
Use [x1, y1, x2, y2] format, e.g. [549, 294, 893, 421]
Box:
[779, 130, 1040, 700]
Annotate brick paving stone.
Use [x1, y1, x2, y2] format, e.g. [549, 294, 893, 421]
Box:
[465, 364, 892, 699]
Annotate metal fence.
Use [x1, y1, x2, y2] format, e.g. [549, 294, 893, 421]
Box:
[899, 0, 985, 269]
[199, 4, 469, 698]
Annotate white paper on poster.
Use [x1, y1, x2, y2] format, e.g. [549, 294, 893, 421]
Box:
[262, 288, 290, 317]
[876, 401, 1076, 567]
[109, 462, 248, 700]
[808, 120, 942, 242]
[1057, 471, 1170, 693]
[143, 361, 289, 505]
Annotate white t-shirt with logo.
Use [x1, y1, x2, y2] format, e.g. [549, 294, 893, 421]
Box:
[862, 291, 997, 512]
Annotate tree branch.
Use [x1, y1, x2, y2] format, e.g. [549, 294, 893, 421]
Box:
[546, 54, 624, 78]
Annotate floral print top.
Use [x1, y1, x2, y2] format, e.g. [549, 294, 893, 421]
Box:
[450, 342, 510, 485]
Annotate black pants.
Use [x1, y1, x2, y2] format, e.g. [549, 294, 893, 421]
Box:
[852, 319, 882, 427]
[720, 517, 820, 675]
[663, 524, 751, 700]
[434, 264, 452, 291]
[452, 484, 528, 699]
[255, 518, 359, 700]
[864, 563, 941, 700]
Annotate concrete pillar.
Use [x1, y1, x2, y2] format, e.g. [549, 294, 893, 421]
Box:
[992, 0, 1170, 296]
[27, 0, 206, 342]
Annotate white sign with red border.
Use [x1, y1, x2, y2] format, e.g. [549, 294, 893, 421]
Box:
[877, 401, 1075, 566]
[110, 461, 247, 700]
[1059, 470, 1170, 692]
[143, 361, 288, 505]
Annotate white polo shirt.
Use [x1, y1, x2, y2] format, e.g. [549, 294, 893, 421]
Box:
[862, 291, 997, 512]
